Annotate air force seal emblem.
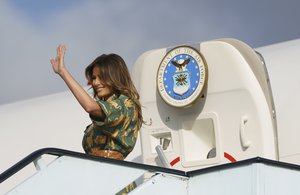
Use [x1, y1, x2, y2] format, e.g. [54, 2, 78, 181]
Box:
[172, 58, 191, 95]
[157, 46, 208, 108]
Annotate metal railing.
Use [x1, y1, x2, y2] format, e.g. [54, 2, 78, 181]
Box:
[0, 147, 185, 184]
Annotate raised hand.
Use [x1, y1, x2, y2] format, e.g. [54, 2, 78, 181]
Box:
[50, 44, 67, 75]
[49, 44, 103, 117]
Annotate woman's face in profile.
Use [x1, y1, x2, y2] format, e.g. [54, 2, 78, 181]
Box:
[91, 66, 113, 100]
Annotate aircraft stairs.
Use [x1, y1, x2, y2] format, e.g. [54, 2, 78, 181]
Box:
[1, 148, 300, 194]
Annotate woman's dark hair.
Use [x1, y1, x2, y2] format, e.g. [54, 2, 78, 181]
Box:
[85, 54, 143, 127]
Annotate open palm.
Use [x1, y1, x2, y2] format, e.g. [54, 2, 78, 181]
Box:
[50, 44, 66, 74]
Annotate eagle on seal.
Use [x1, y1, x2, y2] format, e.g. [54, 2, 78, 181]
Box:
[171, 58, 190, 71]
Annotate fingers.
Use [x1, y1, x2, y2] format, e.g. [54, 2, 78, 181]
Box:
[56, 44, 66, 56]
[50, 57, 58, 66]
[56, 45, 60, 56]
[50, 58, 54, 65]
[51, 44, 66, 68]
[61, 44, 66, 51]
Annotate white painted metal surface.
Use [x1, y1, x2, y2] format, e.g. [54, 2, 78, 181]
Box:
[189, 162, 300, 195]
[5, 153, 300, 195]
[6, 156, 148, 195]
[6, 154, 188, 195]
[256, 39, 300, 165]
[133, 39, 277, 171]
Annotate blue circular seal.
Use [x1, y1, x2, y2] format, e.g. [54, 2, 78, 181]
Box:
[157, 46, 207, 107]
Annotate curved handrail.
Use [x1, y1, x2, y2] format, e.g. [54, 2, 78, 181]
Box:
[0, 147, 185, 184]
[3, 148, 299, 185]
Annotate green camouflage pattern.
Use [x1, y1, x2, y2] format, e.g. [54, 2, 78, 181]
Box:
[82, 94, 140, 158]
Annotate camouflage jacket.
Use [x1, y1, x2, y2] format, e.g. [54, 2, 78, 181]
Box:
[82, 94, 140, 158]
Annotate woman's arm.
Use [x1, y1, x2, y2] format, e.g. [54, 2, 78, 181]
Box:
[50, 44, 105, 120]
